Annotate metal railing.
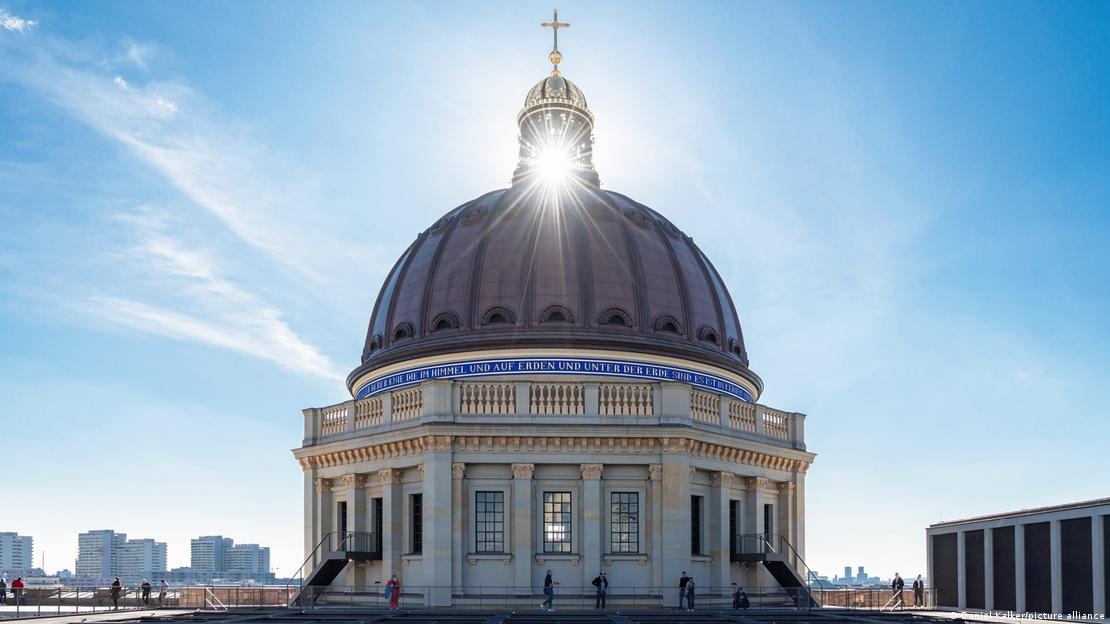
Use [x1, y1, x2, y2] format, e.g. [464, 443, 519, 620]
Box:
[0, 585, 295, 618]
[285, 531, 381, 607]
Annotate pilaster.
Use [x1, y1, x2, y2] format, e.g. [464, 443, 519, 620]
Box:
[710, 471, 733, 589]
[581, 464, 604, 575]
[648, 464, 663, 589]
[1093, 516, 1106, 617]
[1050, 519, 1062, 614]
[344, 473, 367, 586]
[423, 436, 453, 605]
[1015, 524, 1026, 612]
[957, 530, 967, 609]
[984, 528, 994, 610]
[379, 468, 404, 581]
[778, 481, 796, 547]
[661, 440, 691, 607]
[452, 463, 466, 595]
[511, 463, 535, 595]
[745, 476, 767, 587]
[314, 478, 333, 567]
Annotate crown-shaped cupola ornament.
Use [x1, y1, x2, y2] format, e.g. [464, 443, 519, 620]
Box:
[511, 9, 600, 188]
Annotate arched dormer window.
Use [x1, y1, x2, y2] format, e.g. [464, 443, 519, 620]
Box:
[541, 305, 574, 324]
[482, 306, 516, 326]
[368, 334, 383, 354]
[393, 322, 415, 341]
[430, 312, 460, 332]
[698, 326, 719, 345]
[598, 307, 632, 327]
[653, 315, 682, 334]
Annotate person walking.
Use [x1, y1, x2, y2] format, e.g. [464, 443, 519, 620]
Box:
[678, 571, 689, 609]
[158, 580, 167, 608]
[540, 569, 555, 612]
[385, 574, 400, 610]
[912, 575, 925, 607]
[110, 578, 122, 611]
[685, 576, 696, 611]
[0, 577, 7, 605]
[592, 571, 608, 609]
[10, 577, 23, 606]
[141, 580, 151, 606]
[891, 572, 905, 610]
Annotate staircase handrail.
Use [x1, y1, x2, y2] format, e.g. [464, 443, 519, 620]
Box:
[285, 532, 335, 608]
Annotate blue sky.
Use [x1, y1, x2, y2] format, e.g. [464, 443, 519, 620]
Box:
[1, 1, 1108, 581]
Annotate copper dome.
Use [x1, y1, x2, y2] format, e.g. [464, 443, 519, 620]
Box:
[349, 183, 760, 397]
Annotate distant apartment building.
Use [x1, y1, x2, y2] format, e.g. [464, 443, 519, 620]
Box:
[76, 530, 167, 583]
[0, 532, 34, 577]
[190, 536, 272, 581]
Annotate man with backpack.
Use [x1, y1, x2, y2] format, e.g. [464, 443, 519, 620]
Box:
[592, 571, 608, 609]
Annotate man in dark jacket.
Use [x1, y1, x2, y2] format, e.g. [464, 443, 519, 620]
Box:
[912, 575, 925, 607]
[110, 578, 122, 611]
[733, 585, 751, 610]
[540, 570, 555, 611]
[592, 571, 608, 609]
[678, 571, 689, 609]
[891, 573, 905, 609]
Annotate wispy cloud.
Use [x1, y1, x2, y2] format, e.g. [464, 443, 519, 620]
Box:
[81, 209, 345, 382]
[0, 8, 36, 32]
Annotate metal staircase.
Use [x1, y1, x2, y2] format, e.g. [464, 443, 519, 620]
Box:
[732, 533, 820, 608]
[287, 531, 382, 607]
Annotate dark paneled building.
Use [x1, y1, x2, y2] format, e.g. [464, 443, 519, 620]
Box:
[927, 498, 1108, 617]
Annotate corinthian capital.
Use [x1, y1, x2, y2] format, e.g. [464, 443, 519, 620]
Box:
[452, 463, 466, 480]
[648, 464, 663, 481]
[746, 476, 768, 491]
[343, 474, 365, 489]
[511, 463, 535, 480]
[579, 464, 604, 480]
[314, 478, 331, 493]
[378, 468, 403, 485]
[712, 471, 734, 487]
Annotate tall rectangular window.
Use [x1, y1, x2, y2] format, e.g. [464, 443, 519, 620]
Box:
[729, 500, 740, 554]
[475, 491, 505, 552]
[337, 501, 348, 536]
[372, 498, 383, 550]
[691, 495, 704, 555]
[543, 492, 572, 552]
[610, 492, 639, 553]
[411, 494, 423, 554]
[763, 503, 774, 542]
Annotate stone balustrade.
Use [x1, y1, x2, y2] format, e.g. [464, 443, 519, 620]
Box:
[303, 379, 807, 450]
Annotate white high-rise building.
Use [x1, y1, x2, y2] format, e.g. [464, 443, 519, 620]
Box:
[190, 536, 233, 577]
[119, 538, 167, 583]
[77, 530, 127, 581]
[226, 544, 271, 576]
[0, 532, 33, 576]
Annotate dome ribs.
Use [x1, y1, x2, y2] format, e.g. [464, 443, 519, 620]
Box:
[465, 190, 512, 330]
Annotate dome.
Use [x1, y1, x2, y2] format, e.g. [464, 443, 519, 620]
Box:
[523, 75, 589, 111]
[350, 182, 761, 397]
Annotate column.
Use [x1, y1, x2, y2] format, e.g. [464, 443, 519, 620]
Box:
[580, 464, 604, 576]
[379, 468, 404, 582]
[984, 528, 994, 610]
[452, 463, 466, 595]
[1050, 519, 1062, 614]
[661, 439, 692, 607]
[511, 463, 535, 595]
[344, 474, 367, 587]
[648, 465, 663, 589]
[745, 476, 766, 588]
[314, 478, 333, 566]
[423, 436, 453, 606]
[304, 468, 317, 566]
[1015, 524, 1026, 612]
[1093, 516, 1106, 617]
[710, 471, 733, 590]
[794, 469, 807, 560]
[958, 530, 967, 609]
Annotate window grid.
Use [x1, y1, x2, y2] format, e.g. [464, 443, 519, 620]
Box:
[543, 492, 572, 553]
[691, 495, 703, 555]
[475, 491, 505, 552]
[411, 494, 423, 554]
[610, 492, 640, 553]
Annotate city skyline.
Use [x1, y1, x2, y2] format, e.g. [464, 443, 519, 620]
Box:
[2, 1, 1109, 580]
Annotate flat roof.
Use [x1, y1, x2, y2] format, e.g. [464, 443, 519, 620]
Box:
[929, 496, 1110, 528]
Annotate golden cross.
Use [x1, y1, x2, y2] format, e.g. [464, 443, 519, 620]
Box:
[541, 9, 570, 52]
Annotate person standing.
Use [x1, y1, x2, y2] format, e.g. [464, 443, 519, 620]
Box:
[10, 577, 23, 606]
[678, 571, 689, 609]
[891, 572, 905, 609]
[385, 574, 400, 610]
[0, 577, 7, 605]
[592, 571, 608, 609]
[141, 580, 151, 606]
[110, 578, 122, 611]
[158, 580, 168, 608]
[733, 584, 751, 610]
[540, 569, 555, 612]
[912, 575, 925, 607]
[685, 576, 696, 611]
